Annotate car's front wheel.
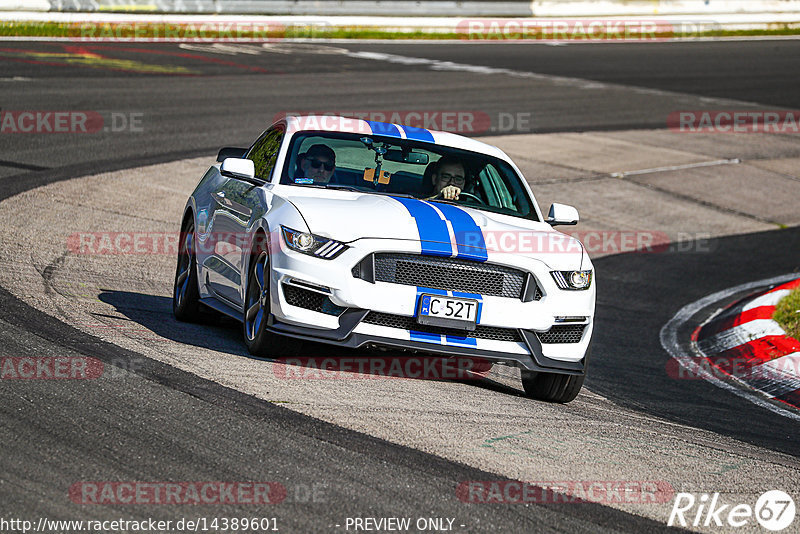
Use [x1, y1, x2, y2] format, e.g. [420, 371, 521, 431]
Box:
[243, 243, 303, 357]
[521, 371, 584, 403]
[173, 219, 203, 322]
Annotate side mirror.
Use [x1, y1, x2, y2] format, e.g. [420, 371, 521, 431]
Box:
[220, 158, 256, 181]
[546, 203, 579, 226]
[217, 147, 248, 162]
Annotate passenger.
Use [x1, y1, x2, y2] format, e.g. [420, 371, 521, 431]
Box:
[296, 144, 336, 183]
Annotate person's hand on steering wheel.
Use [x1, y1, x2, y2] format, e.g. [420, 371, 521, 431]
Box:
[428, 186, 486, 204]
[438, 185, 461, 200]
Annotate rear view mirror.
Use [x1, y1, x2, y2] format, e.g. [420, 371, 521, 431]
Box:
[220, 158, 256, 181]
[383, 149, 429, 165]
[217, 147, 248, 162]
[546, 203, 579, 226]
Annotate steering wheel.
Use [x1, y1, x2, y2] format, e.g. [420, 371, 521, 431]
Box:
[430, 190, 485, 204]
[456, 191, 486, 204]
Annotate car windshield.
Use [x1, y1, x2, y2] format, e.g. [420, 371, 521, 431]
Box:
[280, 132, 538, 221]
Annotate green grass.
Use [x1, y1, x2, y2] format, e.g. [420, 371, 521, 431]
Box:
[0, 21, 459, 40]
[774, 286, 800, 341]
[2, 20, 800, 40]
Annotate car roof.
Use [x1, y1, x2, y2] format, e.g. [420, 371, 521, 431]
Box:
[283, 115, 510, 161]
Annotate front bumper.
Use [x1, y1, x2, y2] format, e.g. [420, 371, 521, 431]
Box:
[267, 309, 588, 375]
[267, 238, 594, 374]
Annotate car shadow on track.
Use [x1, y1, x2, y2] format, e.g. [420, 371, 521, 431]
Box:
[97, 289, 528, 396]
[98, 290, 253, 357]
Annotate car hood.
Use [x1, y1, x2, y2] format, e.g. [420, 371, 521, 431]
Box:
[281, 188, 585, 269]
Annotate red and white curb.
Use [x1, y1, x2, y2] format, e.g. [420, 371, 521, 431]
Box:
[661, 273, 800, 421]
[693, 278, 800, 409]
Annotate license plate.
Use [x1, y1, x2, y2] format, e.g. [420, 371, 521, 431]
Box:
[417, 294, 478, 331]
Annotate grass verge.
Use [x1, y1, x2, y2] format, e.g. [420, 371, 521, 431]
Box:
[774, 286, 800, 340]
[2, 21, 800, 40]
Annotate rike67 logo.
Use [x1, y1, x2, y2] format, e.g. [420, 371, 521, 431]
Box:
[668, 490, 795, 531]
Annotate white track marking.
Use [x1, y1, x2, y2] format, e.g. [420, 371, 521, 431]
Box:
[710, 288, 793, 321]
[660, 273, 800, 422]
[610, 158, 741, 178]
[343, 50, 775, 106]
[747, 353, 800, 397]
[743, 289, 793, 311]
[696, 319, 787, 354]
[178, 43, 266, 55]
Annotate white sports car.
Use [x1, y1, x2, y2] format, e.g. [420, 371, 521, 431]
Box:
[174, 115, 595, 402]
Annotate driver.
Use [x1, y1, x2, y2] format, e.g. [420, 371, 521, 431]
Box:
[428, 156, 467, 200]
[296, 144, 336, 183]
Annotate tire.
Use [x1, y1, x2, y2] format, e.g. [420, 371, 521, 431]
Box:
[521, 371, 585, 403]
[173, 219, 203, 322]
[242, 241, 304, 357]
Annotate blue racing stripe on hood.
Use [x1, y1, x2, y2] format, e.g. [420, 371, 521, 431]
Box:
[400, 125, 435, 142]
[391, 197, 452, 257]
[364, 121, 402, 138]
[433, 203, 488, 262]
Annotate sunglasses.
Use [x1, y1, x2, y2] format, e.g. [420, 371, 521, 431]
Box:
[308, 158, 334, 171]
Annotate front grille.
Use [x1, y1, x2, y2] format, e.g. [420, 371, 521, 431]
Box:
[537, 325, 586, 344]
[363, 311, 523, 342]
[356, 253, 538, 300]
[282, 284, 345, 316]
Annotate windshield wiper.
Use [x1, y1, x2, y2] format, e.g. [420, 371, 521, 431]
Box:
[322, 184, 364, 192]
[290, 182, 417, 198]
[322, 185, 416, 198]
[426, 198, 458, 206]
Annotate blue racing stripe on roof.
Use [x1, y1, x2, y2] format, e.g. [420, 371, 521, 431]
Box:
[433, 203, 488, 262]
[391, 197, 453, 257]
[400, 125, 435, 142]
[364, 121, 402, 138]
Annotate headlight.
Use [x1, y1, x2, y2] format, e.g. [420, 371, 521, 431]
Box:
[281, 226, 348, 259]
[551, 270, 592, 290]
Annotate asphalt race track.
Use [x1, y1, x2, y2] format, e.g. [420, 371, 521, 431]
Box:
[1, 39, 799, 533]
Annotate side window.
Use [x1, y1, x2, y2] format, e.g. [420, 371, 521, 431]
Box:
[478, 164, 514, 209]
[248, 128, 284, 181]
